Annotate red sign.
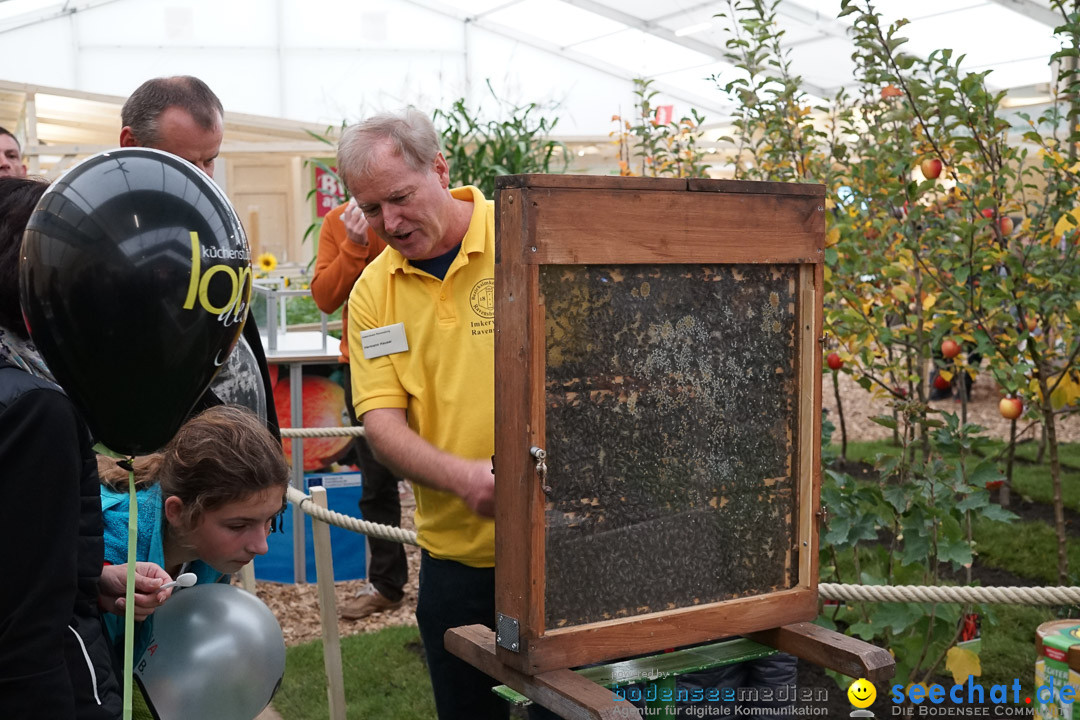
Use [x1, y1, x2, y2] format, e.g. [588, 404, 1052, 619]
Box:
[655, 105, 674, 126]
[314, 164, 346, 219]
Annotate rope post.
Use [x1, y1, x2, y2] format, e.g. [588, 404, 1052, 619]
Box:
[310, 486, 347, 720]
[237, 561, 256, 594]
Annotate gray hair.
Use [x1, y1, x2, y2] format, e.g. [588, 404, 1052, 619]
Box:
[121, 76, 223, 146]
[337, 108, 440, 188]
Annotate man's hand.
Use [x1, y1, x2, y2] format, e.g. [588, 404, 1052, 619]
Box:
[342, 198, 369, 247]
[460, 459, 496, 517]
[98, 562, 174, 621]
[363, 408, 496, 517]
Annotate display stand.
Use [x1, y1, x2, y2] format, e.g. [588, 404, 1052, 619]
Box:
[447, 175, 894, 716]
[257, 281, 339, 583]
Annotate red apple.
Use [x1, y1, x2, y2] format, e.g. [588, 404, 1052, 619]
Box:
[826, 353, 843, 371]
[893, 387, 908, 398]
[920, 158, 942, 180]
[274, 375, 353, 471]
[985, 479, 1004, 491]
[999, 216, 1014, 235]
[999, 396, 1023, 420]
[933, 374, 951, 391]
[981, 208, 995, 219]
[941, 339, 961, 359]
[1025, 315, 1038, 332]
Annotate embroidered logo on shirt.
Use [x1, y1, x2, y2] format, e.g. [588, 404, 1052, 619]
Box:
[469, 278, 495, 319]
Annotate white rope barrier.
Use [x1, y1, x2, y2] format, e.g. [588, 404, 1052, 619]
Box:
[281, 426, 366, 438]
[820, 582, 1080, 606]
[282, 425, 1080, 605]
[286, 486, 418, 546]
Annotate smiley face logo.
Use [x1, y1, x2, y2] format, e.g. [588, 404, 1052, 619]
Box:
[848, 678, 876, 708]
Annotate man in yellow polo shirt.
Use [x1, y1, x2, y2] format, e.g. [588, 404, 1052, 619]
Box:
[338, 109, 503, 719]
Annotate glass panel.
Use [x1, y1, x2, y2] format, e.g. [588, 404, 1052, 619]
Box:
[541, 264, 800, 629]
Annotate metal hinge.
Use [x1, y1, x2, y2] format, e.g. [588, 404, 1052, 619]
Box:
[496, 613, 520, 652]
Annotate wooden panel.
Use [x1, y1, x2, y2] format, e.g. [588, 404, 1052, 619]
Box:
[797, 265, 818, 589]
[447, 625, 640, 720]
[811, 264, 824, 586]
[688, 178, 826, 197]
[509, 588, 817, 675]
[496, 174, 825, 198]
[525, 189, 823, 265]
[747, 622, 895, 683]
[231, 191, 289, 260]
[497, 174, 688, 192]
[231, 161, 290, 190]
[494, 189, 546, 660]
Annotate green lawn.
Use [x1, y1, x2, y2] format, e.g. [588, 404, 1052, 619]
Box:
[977, 604, 1054, 688]
[1002, 457, 1080, 514]
[274, 626, 436, 720]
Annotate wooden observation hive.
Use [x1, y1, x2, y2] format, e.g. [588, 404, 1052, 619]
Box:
[450, 175, 893, 716]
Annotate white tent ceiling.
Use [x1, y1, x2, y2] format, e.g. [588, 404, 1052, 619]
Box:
[0, 0, 1066, 138]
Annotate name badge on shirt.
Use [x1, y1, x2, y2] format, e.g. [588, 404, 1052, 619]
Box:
[360, 323, 409, 359]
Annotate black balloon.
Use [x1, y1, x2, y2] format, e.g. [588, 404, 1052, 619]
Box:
[20, 148, 251, 455]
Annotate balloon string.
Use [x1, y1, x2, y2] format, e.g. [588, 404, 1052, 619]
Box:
[122, 460, 137, 720]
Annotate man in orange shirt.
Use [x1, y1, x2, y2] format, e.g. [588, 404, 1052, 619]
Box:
[311, 198, 407, 619]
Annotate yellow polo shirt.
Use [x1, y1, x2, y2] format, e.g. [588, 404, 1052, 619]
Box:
[347, 186, 496, 567]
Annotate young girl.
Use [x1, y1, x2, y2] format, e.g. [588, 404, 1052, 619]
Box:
[97, 404, 288, 661]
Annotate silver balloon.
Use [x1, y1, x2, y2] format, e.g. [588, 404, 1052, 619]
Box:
[134, 584, 285, 720]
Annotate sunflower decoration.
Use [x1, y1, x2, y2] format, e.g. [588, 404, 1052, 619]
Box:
[256, 252, 277, 276]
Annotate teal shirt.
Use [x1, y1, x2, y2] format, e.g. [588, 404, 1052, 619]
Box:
[99, 484, 222, 662]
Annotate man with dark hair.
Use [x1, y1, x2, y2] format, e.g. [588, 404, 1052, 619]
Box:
[118, 76, 278, 439]
[0, 127, 26, 179]
[120, 76, 223, 177]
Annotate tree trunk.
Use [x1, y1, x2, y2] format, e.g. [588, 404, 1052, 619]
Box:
[833, 370, 848, 460]
[1001, 418, 1016, 508]
[959, 365, 969, 427]
[1038, 373, 1068, 584]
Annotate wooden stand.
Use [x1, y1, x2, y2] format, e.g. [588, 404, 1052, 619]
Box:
[454, 175, 894, 716]
[447, 622, 894, 718]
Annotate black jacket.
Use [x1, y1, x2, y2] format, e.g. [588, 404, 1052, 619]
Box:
[0, 361, 122, 719]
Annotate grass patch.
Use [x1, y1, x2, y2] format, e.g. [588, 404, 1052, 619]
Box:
[830, 440, 1080, 688]
[973, 519, 1069, 585]
[978, 604, 1056, 688]
[974, 516, 1080, 586]
[1011, 440, 1080, 469]
[832, 439, 1080, 513]
[835, 439, 901, 465]
[1008, 463, 1080, 514]
[274, 625, 435, 720]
